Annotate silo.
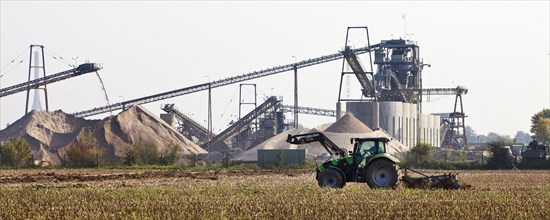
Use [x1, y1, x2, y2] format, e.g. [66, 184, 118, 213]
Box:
[336, 102, 343, 120]
[432, 115, 441, 147]
[427, 115, 434, 146]
[380, 101, 403, 142]
[410, 104, 418, 146]
[418, 114, 428, 145]
[345, 102, 379, 129]
[402, 103, 411, 147]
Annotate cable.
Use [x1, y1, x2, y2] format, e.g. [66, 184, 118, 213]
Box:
[0, 47, 29, 74]
[215, 86, 257, 133]
[0, 59, 27, 77]
[213, 86, 240, 131]
[44, 47, 76, 68]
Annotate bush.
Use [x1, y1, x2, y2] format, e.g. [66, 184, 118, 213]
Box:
[159, 143, 181, 165]
[62, 127, 101, 167]
[405, 143, 432, 165]
[122, 140, 160, 166]
[486, 141, 514, 169]
[0, 137, 32, 167]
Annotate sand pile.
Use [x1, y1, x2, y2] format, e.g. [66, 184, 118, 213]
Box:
[0, 110, 98, 165]
[235, 113, 409, 161]
[0, 105, 206, 165]
[98, 105, 207, 163]
[325, 113, 372, 133]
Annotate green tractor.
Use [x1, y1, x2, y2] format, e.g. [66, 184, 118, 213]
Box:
[286, 132, 400, 188]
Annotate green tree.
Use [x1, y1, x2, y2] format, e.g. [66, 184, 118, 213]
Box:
[0, 137, 32, 167]
[487, 132, 513, 143]
[530, 109, 550, 146]
[63, 127, 101, 167]
[486, 141, 514, 169]
[408, 143, 432, 164]
[514, 131, 532, 145]
[465, 126, 478, 143]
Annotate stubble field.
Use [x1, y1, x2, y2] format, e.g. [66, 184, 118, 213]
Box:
[0, 168, 549, 219]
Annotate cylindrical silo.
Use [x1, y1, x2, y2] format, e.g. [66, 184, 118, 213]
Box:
[346, 102, 379, 129]
[402, 103, 411, 147]
[336, 102, 343, 120]
[379, 101, 403, 142]
[372, 102, 380, 129]
[410, 104, 418, 146]
[427, 115, 434, 146]
[418, 114, 428, 145]
[433, 115, 441, 147]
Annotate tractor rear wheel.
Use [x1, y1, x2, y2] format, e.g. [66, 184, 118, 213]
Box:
[365, 159, 398, 188]
[317, 167, 345, 188]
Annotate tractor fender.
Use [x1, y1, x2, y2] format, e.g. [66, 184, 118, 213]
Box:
[367, 153, 400, 166]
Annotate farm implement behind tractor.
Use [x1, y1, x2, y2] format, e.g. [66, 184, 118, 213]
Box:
[286, 132, 463, 189]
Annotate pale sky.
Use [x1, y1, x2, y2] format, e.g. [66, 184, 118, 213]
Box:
[1, 1, 549, 137]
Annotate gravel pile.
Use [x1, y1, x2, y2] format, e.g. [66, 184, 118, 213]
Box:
[235, 113, 409, 161]
[0, 105, 206, 165]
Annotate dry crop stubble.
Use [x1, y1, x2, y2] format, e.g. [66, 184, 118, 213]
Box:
[0, 169, 548, 219]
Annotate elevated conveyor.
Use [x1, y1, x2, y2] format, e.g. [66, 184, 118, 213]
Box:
[202, 96, 282, 149]
[73, 46, 375, 117]
[161, 104, 211, 144]
[281, 105, 337, 117]
[342, 47, 375, 97]
[0, 63, 102, 98]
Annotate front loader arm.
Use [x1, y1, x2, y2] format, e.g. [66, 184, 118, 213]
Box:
[286, 132, 347, 157]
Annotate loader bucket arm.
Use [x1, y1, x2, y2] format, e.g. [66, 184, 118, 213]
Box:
[286, 132, 347, 157]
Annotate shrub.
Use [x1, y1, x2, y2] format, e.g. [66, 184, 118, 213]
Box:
[406, 143, 432, 165]
[486, 141, 514, 169]
[159, 143, 181, 165]
[122, 140, 159, 166]
[63, 127, 101, 167]
[122, 144, 141, 166]
[0, 137, 32, 167]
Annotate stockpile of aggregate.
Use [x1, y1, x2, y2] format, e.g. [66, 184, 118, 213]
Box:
[235, 113, 410, 161]
[0, 105, 206, 166]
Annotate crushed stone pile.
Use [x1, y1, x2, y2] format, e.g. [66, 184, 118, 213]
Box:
[324, 113, 373, 133]
[98, 105, 207, 163]
[0, 110, 98, 165]
[235, 113, 409, 161]
[0, 105, 206, 166]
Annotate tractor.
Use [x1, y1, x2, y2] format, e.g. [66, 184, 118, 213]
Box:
[286, 132, 400, 188]
[287, 132, 462, 189]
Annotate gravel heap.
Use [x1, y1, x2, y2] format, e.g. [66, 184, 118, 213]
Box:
[235, 113, 409, 161]
[0, 105, 206, 165]
[324, 113, 373, 133]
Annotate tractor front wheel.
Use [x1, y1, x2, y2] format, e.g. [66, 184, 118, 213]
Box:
[317, 167, 345, 188]
[365, 159, 398, 188]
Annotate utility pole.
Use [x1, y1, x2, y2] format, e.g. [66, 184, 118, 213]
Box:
[293, 64, 298, 128]
[292, 56, 298, 128]
[207, 83, 212, 152]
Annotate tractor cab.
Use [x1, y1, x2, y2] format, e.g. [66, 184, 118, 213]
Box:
[352, 137, 391, 169]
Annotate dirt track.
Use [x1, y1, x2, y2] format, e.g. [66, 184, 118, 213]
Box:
[0, 168, 311, 189]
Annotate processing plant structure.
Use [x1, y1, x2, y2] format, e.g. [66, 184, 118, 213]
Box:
[336, 27, 467, 149]
[3, 27, 469, 152]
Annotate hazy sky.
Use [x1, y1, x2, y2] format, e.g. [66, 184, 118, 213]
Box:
[1, 1, 549, 138]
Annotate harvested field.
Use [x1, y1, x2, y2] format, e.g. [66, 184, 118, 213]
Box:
[0, 169, 548, 219]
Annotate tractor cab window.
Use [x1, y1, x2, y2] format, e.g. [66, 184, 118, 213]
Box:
[359, 141, 377, 158]
[356, 140, 377, 168]
[378, 141, 387, 154]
